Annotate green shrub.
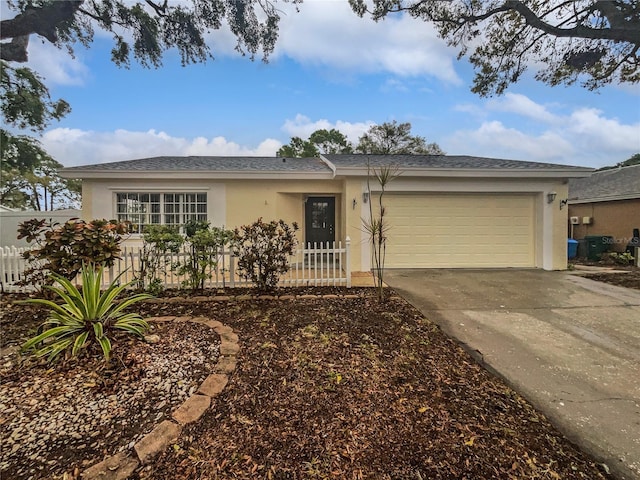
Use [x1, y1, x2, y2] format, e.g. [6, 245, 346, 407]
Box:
[17, 218, 130, 290]
[137, 225, 184, 294]
[175, 221, 232, 291]
[20, 263, 151, 363]
[607, 251, 634, 265]
[231, 218, 299, 291]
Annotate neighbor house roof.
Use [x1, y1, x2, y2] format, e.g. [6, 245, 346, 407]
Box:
[61, 154, 593, 180]
[322, 154, 593, 178]
[568, 164, 640, 204]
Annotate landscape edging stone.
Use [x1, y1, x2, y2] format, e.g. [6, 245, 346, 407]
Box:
[81, 315, 239, 479]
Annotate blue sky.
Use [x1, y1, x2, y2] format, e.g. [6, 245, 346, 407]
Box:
[15, 0, 640, 168]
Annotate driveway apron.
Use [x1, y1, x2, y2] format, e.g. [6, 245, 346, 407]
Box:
[385, 269, 640, 480]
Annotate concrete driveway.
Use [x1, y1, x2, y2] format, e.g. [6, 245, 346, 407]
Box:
[384, 269, 640, 480]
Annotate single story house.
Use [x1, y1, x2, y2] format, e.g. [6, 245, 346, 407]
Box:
[61, 154, 592, 272]
[568, 164, 640, 252]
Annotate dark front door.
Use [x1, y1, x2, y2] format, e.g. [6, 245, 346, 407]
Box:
[305, 197, 335, 246]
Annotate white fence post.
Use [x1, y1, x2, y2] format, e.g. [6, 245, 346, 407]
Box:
[0, 246, 30, 292]
[345, 236, 351, 288]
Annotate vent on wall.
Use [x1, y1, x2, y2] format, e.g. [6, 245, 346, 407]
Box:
[570, 216, 580, 225]
[582, 217, 593, 224]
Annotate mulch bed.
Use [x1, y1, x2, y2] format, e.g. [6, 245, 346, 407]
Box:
[570, 257, 640, 290]
[1, 288, 614, 479]
[583, 270, 640, 290]
[0, 309, 219, 480]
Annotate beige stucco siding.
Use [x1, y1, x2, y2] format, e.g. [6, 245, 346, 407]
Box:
[78, 174, 570, 272]
[224, 179, 344, 243]
[551, 184, 570, 269]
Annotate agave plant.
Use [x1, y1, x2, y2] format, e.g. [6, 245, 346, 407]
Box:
[21, 263, 152, 362]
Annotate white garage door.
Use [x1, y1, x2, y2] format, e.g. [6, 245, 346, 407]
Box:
[383, 193, 536, 268]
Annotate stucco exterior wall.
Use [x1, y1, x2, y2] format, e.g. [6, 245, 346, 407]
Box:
[224, 179, 344, 244]
[550, 183, 570, 270]
[569, 199, 640, 251]
[82, 178, 348, 249]
[80, 175, 571, 272]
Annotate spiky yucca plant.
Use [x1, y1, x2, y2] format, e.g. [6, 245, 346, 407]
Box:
[21, 264, 152, 362]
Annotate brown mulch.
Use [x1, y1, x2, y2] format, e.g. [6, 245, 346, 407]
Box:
[583, 270, 640, 290]
[570, 256, 640, 290]
[0, 288, 614, 479]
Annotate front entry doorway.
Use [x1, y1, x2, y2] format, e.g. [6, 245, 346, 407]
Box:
[305, 197, 335, 246]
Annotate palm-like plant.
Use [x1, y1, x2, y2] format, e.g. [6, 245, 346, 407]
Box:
[21, 264, 152, 362]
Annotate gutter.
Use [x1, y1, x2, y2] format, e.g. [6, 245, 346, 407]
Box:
[318, 155, 337, 178]
[568, 194, 640, 204]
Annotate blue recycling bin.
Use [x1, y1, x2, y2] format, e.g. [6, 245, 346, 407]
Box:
[567, 239, 578, 259]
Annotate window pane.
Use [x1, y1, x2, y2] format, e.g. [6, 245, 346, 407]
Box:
[117, 192, 206, 231]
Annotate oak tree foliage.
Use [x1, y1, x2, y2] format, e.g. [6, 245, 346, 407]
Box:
[597, 152, 640, 171]
[1, 0, 285, 210]
[278, 123, 443, 157]
[1, 0, 285, 66]
[277, 129, 353, 157]
[356, 121, 445, 155]
[0, 132, 81, 210]
[349, 0, 640, 95]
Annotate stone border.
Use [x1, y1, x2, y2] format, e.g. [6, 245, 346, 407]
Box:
[81, 316, 239, 480]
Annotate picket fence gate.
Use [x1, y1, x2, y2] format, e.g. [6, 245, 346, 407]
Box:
[0, 239, 351, 293]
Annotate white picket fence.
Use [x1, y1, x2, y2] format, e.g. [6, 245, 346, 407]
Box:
[0, 246, 31, 293]
[0, 239, 351, 293]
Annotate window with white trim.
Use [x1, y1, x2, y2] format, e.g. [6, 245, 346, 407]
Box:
[116, 192, 207, 233]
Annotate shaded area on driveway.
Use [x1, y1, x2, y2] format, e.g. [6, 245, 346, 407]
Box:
[385, 269, 640, 480]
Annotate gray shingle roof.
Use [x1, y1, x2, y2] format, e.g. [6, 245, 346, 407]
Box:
[62, 154, 593, 178]
[323, 154, 590, 170]
[62, 156, 330, 172]
[569, 164, 640, 202]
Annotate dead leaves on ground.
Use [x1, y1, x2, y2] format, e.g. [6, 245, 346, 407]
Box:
[136, 291, 608, 480]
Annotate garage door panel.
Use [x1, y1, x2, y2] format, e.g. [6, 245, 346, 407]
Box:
[384, 194, 535, 268]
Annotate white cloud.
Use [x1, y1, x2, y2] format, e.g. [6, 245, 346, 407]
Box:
[42, 115, 374, 167]
[445, 96, 640, 167]
[445, 121, 575, 163]
[13, 0, 458, 90]
[566, 108, 640, 151]
[26, 37, 90, 86]
[42, 128, 282, 167]
[272, 1, 460, 84]
[282, 114, 374, 144]
[487, 93, 559, 124]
